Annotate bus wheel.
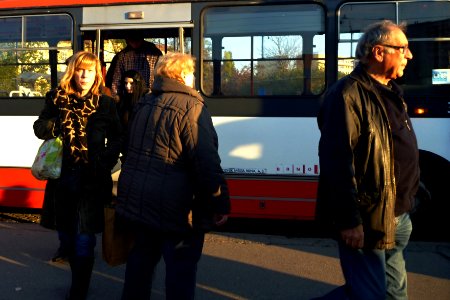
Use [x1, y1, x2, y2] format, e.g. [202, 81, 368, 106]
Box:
[410, 150, 450, 242]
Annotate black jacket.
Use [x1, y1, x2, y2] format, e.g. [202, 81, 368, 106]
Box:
[317, 64, 398, 249]
[116, 77, 230, 234]
[33, 90, 121, 234]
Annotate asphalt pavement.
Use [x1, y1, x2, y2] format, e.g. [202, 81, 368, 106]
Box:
[0, 222, 449, 300]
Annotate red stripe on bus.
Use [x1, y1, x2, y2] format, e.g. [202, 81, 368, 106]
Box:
[0, 168, 319, 220]
[0, 168, 45, 209]
[227, 178, 318, 220]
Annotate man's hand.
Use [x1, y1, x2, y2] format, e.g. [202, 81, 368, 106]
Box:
[214, 214, 228, 226]
[340, 224, 364, 249]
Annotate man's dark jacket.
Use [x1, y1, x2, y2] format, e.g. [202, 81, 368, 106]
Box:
[116, 76, 230, 234]
[316, 64, 398, 249]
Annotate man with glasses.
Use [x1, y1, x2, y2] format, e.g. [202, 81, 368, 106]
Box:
[315, 20, 419, 299]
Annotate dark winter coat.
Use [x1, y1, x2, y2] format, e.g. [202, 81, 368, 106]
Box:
[33, 90, 121, 234]
[316, 64, 398, 249]
[116, 76, 230, 234]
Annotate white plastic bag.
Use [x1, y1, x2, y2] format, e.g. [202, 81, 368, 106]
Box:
[31, 136, 63, 180]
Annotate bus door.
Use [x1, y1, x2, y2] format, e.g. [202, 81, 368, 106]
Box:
[78, 3, 194, 76]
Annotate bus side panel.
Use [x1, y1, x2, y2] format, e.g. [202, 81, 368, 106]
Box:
[0, 168, 45, 209]
[227, 178, 317, 220]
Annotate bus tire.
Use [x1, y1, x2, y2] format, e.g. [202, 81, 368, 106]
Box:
[410, 150, 450, 241]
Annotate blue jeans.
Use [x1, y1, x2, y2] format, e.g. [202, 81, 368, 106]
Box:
[121, 228, 205, 300]
[314, 213, 412, 300]
[385, 213, 412, 300]
[58, 230, 97, 258]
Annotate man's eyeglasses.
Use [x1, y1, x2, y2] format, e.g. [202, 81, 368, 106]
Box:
[380, 44, 409, 54]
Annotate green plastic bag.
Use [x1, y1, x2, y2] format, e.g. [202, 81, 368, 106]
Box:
[31, 136, 63, 180]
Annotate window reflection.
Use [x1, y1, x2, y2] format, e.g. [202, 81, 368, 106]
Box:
[202, 4, 325, 97]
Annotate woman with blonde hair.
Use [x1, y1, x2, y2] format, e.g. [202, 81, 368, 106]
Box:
[116, 52, 230, 300]
[33, 51, 121, 300]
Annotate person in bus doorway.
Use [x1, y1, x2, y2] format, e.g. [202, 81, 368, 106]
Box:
[33, 51, 121, 300]
[116, 69, 148, 158]
[314, 20, 419, 300]
[116, 52, 231, 300]
[107, 30, 163, 99]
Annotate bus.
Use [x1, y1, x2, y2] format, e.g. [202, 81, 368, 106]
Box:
[0, 0, 448, 235]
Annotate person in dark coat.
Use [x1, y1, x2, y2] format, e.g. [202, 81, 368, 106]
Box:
[116, 52, 230, 300]
[33, 51, 121, 300]
[116, 69, 148, 158]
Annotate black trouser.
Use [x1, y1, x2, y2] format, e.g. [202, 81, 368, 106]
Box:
[60, 232, 96, 300]
[67, 256, 95, 300]
[121, 228, 205, 300]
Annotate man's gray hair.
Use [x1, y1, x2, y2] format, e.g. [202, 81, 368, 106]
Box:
[355, 20, 407, 64]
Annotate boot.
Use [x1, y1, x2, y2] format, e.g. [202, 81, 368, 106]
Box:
[66, 256, 95, 300]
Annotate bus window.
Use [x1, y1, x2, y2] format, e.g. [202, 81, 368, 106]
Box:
[0, 14, 73, 98]
[399, 1, 450, 104]
[202, 4, 325, 97]
[338, 2, 396, 79]
[338, 1, 450, 117]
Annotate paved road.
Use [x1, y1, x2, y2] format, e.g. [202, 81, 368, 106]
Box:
[0, 223, 449, 300]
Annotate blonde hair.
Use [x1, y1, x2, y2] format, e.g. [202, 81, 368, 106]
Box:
[60, 51, 103, 96]
[155, 52, 195, 83]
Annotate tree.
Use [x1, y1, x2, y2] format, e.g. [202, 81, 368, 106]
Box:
[18, 43, 52, 94]
[201, 38, 213, 95]
[254, 36, 304, 95]
[0, 42, 58, 96]
[221, 51, 240, 94]
[0, 49, 20, 95]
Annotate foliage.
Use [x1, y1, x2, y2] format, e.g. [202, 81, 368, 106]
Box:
[201, 38, 213, 94]
[0, 57, 19, 96]
[0, 41, 74, 97]
[0, 44, 51, 96]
